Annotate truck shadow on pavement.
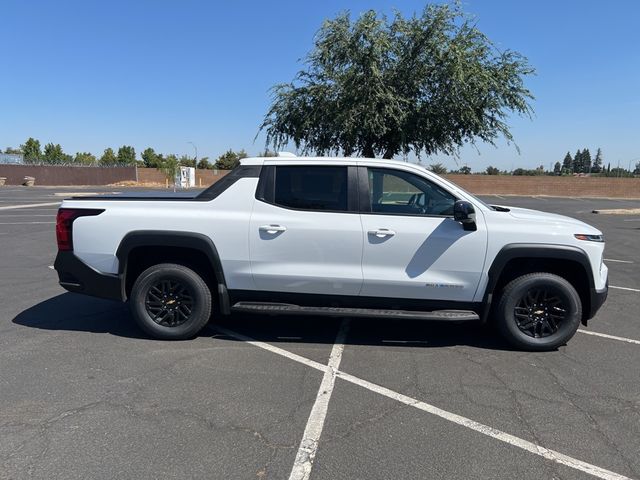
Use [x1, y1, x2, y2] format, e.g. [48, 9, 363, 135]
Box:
[14, 292, 514, 351]
[12, 292, 147, 339]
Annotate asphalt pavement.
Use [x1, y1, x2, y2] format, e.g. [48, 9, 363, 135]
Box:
[1, 186, 639, 480]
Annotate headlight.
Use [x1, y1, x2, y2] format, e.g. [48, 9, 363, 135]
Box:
[574, 234, 604, 242]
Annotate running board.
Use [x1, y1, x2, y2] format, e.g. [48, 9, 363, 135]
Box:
[231, 302, 479, 321]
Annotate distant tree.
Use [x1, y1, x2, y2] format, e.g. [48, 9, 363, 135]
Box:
[159, 154, 180, 190]
[74, 152, 96, 165]
[634, 161, 640, 175]
[573, 149, 583, 174]
[591, 148, 603, 173]
[458, 165, 471, 175]
[21, 137, 41, 163]
[486, 166, 500, 175]
[259, 149, 278, 157]
[608, 167, 632, 178]
[260, 4, 534, 159]
[214, 149, 248, 170]
[197, 157, 211, 169]
[42, 143, 69, 164]
[4, 147, 22, 154]
[99, 148, 118, 166]
[581, 148, 591, 174]
[562, 151, 573, 174]
[141, 147, 161, 168]
[428, 163, 448, 175]
[179, 155, 196, 167]
[553, 161, 562, 175]
[606, 162, 611, 174]
[513, 168, 544, 176]
[117, 145, 136, 165]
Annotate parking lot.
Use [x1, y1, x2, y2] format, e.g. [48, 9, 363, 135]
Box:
[1, 186, 639, 480]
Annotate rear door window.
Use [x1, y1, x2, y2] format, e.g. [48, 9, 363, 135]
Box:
[274, 166, 349, 212]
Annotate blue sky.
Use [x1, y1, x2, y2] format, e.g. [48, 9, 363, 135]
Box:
[1, 0, 639, 171]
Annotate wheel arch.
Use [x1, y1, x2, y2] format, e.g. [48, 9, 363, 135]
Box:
[482, 244, 594, 325]
[115, 230, 230, 314]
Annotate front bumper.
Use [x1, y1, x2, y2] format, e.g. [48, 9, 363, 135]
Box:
[585, 279, 608, 323]
[54, 251, 124, 301]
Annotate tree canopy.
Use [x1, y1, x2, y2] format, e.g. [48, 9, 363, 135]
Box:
[117, 145, 136, 165]
[99, 148, 117, 166]
[260, 3, 534, 159]
[21, 138, 42, 163]
[214, 149, 248, 170]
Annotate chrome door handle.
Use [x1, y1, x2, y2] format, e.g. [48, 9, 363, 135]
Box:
[259, 224, 287, 234]
[368, 228, 396, 238]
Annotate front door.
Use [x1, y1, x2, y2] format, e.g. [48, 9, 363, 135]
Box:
[249, 164, 363, 295]
[359, 166, 487, 302]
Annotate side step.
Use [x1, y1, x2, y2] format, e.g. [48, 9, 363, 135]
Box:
[231, 302, 479, 322]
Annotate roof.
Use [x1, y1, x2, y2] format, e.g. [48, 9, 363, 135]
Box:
[240, 155, 410, 166]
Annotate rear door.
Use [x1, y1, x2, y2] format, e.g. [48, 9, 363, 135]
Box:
[249, 164, 363, 295]
[359, 165, 487, 302]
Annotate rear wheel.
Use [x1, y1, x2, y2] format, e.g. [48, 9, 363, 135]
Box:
[496, 273, 581, 351]
[130, 263, 212, 340]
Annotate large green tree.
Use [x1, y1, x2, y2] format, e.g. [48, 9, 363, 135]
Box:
[214, 149, 248, 170]
[21, 137, 41, 163]
[117, 145, 136, 165]
[74, 152, 96, 165]
[592, 148, 603, 173]
[562, 151, 573, 174]
[573, 149, 582, 174]
[197, 157, 211, 169]
[141, 147, 162, 168]
[260, 4, 534, 159]
[42, 143, 70, 164]
[99, 148, 118, 166]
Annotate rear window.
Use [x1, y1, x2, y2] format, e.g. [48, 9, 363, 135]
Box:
[274, 166, 348, 212]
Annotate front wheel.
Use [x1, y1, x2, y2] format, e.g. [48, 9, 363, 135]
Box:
[496, 273, 582, 351]
[130, 263, 212, 340]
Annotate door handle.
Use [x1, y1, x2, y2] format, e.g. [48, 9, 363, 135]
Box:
[259, 224, 287, 234]
[368, 228, 396, 238]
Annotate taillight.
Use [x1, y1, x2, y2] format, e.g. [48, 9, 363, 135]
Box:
[56, 208, 104, 251]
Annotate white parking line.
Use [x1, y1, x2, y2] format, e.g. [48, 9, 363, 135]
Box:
[214, 326, 632, 480]
[288, 319, 350, 480]
[610, 285, 640, 292]
[578, 330, 640, 345]
[0, 202, 60, 210]
[604, 259, 634, 264]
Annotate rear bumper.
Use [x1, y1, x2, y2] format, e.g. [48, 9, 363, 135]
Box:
[54, 251, 124, 301]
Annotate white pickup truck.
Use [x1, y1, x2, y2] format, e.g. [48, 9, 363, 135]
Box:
[54, 156, 608, 350]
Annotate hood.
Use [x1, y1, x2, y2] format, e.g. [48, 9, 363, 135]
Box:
[503, 206, 602, 234]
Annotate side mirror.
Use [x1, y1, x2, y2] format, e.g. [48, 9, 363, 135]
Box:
[453, 200, 477, 231]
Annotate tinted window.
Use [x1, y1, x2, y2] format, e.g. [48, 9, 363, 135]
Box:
[368, 168, 456, 216]
[274, 166, 348, 211]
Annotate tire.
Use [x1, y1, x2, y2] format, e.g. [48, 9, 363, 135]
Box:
[129, 263, 212, 340]
[496, 273, 582, 351]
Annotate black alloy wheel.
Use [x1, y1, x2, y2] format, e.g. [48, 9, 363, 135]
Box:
[145, 278, 194, 327]
[513, 287, 567, 338]
[130, 263, 212, 340]
[496, 273, 582, 351]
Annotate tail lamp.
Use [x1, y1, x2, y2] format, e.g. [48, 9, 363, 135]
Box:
[56, 208, 104, 251]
